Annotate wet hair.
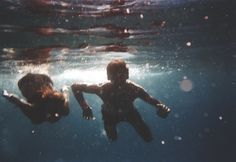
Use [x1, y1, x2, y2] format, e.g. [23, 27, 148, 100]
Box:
[18, 73, 53, 90]
[106, 59, 129, 81]
[18, 73, 54, 103]
[42, 90, 68, 115]
[43, 90, 65, 106]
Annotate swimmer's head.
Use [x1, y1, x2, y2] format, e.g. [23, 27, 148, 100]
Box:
[106, 59, 129, 82]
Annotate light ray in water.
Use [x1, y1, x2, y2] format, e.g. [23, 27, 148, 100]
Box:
[55, 63, 165, 84]
[58, 68, 107, 83]
[16, 63, 50, 75]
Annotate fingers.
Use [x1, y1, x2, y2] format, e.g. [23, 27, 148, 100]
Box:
[166, 107, 171, 112]
[156, 104, 171, 118]
[62, 85, 69, 92]
[163, 105, 170, 112]
[2, 90, 9, 97]
[163, 107, 171, 114]
[82, 108, 95, 120]
[157, 104, 171, 112]
[2, 90, 7, 95]
[82, 115, 95, 120]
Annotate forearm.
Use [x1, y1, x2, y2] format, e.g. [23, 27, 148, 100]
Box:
[138, 89, 169, 111]
[134, 84, 162, 108]
[141, 94, 171, 118]
[71, 84, 90, 110]
[145, 96, 162, 107]
[146, 97, 170, 113]
[139, 91, 162, 108]
[7, 94, 29, 107]
[6, 94, 32, 110]
[71, 83, 89, 93]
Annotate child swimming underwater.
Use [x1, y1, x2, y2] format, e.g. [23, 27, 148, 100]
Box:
[71, 59, 170, 142]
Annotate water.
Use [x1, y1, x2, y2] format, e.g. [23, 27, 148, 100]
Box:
[0, 0, 235, 162]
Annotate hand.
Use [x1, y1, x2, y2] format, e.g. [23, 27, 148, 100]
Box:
[156, 104, 171, 118]
[61, 85, 69, 92]
[82, 106, 95, 120]
[2, 90, 12, 98]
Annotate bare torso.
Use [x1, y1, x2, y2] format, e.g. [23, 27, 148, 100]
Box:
[97, 81, 143, 113]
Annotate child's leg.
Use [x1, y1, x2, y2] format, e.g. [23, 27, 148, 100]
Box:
[127, 109, 153, 142]
[102, 108, 118, 141]
[104, 121, 118, 141]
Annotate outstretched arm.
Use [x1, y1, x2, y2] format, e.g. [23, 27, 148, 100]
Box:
[2, 90, 35, 118]
[3, 90, 32, 109]
[71, 84, 101, 120]
[135, 86, 171, 118]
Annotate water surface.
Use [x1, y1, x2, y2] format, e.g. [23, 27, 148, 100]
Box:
[0, 0, 235, 162]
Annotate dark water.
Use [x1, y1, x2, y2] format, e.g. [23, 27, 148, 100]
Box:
[0, 0, 235, 162]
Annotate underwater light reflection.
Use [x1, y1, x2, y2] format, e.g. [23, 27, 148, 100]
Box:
[17, 63, 51, 75]
[59, 68, 107, 83]
[57, 63, 166, 84]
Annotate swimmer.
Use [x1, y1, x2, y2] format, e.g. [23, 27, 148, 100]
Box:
[2, 73, 69, 124]
[71, 59, 170, 142]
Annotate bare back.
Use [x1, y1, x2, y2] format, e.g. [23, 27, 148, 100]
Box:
[98, 81, 144, 113]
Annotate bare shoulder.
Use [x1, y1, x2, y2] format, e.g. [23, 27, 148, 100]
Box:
[71, 82, 107, 94]
[100, 82, 112, 88]
[95, 82, 113, 95]
[126, 80, 144, 90]
[125, 80, 147, 97]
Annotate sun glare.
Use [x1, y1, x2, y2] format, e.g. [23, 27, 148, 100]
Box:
[59, 68, 107, 83]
